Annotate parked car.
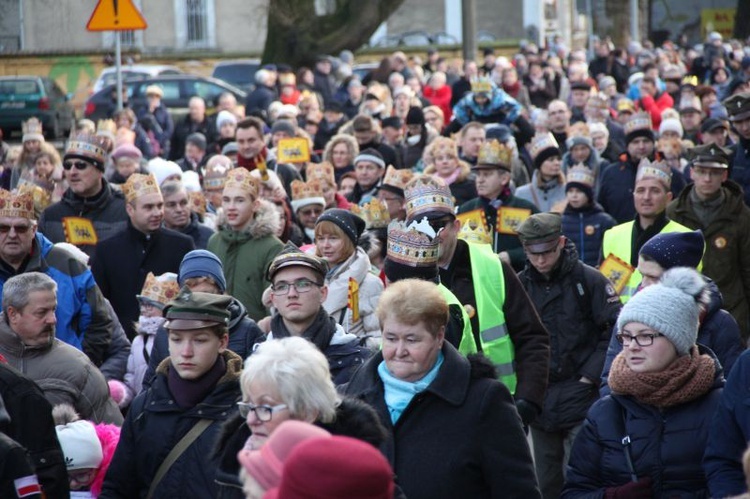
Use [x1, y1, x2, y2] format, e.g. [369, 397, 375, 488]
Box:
[352, 62, 379, 82]
[0, 75, 76, 139]
[91, 64, 182, 94]
[211, 59, 261, 93]
[84, 74, 247, 123]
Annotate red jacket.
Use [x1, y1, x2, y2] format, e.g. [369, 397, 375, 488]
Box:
[638, 91, 674, 129]
[423, 85, 453, 122]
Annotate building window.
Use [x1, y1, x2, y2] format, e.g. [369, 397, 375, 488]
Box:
[120, 31, 135, 47]
[175, 0, 215, 49]
[186, 0, 208, 45]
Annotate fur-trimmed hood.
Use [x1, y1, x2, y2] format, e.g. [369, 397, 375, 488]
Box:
[215, 198, 281, 240]
[423, 159, 472, 183]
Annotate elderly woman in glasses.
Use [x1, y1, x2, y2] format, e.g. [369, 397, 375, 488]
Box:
[562, 267, 724, 498]
[214, 337, 386, 499]
[342, 279, 541, 499]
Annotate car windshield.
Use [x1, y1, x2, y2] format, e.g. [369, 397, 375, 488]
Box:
[213, 64, 259, 85]
[101, 71, 150, 88]
[0, 80, 39, 96]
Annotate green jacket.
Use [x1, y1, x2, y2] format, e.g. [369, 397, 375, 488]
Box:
[667, 180, 750, 338]
[207, 200, 283, 321]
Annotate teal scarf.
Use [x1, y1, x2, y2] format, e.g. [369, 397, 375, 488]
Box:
[377, 351, 444, 424]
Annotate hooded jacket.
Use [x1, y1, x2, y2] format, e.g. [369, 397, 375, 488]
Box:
[516, 171, 568, 212]
[562, 202, 617, 267]
[207, 200, 283, 322]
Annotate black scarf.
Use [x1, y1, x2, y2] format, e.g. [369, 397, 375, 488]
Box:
[271, 307, 336, 352]
[168, 355, 226, 409]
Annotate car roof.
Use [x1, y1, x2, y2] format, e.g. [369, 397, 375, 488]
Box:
[0, 75, 44, 81]
[213, 59, 261, 67]
[98, 64, 182, 75]
[94, 74, 247, 97]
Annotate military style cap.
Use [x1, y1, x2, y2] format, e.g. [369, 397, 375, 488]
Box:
[163, 287, 232, 330]
[723, 92, 750, 122]
[266, 241, 329, 281]
[689, 143, 731, 169]
[516, 213, 562, 253]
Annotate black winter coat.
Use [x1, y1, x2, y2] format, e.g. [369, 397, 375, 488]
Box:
[562, 203, 617, 267]
[169, 115, 217, 161]
[342, 344, 541, 499]
[173, 212, 214, 250]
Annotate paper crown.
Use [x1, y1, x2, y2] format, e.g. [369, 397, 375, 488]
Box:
[386, 218, 439, 267]
[404, 175, 454, 221]
[306, 162, 335, 187]
[203, 161, 232, 191]
[17, 182, 51, 215]
[529, 133, 560, 161]
[636, 157, 672, 187]
[566, 164, 595, 188]
[22, 117, 44, 141]
[586, 93, 609, 110]
[681, 75, 699, 87]
[458, 218, 492, 245]
[65, 133, 109, 166]
[0, 189, 35, 220]
[95, 119, 117, 139]
[224, 168, 260, 199]
[568, 122, 591, 139]
[123, 173, 161, 203]
[477, 139, 513, 169]
[351, 199, 390, 229]
[382, 165, 414, 193]
[137, 272, 180, 308]
[657, 137, 683, 159]
[291, 179, 324, 201]
[188, 191, 207, 217]
[470, 77, 493, 94]
[624, 112, 653, 135]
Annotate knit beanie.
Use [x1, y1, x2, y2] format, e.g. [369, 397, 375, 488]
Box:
[147, 158, 183, 186]
[178, 250, 227, 293]
[659, 118, 684, 138]
[639, 230, 704, 270]
[216, 110, 237, 129]
[186, 132, 207, 151]
[616, 267, 707, 355]
[354, 148, 385, 169]
[406, 106, 425, 126]
[55, 420, 103, 470]
[316, 209, 366, 245]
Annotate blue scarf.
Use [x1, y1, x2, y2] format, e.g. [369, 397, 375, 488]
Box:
[377, 351, 444, 424]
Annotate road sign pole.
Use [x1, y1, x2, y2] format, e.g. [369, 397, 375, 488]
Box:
[115, 32, 123, 112]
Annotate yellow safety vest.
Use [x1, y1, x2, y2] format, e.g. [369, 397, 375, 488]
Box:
[438, 284, 475, 353]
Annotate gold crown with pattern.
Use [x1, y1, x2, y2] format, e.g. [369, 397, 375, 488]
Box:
[203, 161, 232, 191]
[404, 175, 454, 221]
[382, 165, 414, 193]
[351, 199, 391, 229]
[635, 157, 672, 187]
[0, 189, 35, 220]
[306, 162, 335, 187]
[22, 117, 43, 141]
[566, 163, 595, 188]
[624, 112, 653, 135]
[477, 139, 513, 169]
[137, 272, 180, 308]
[65, 133, 109, 166]
[386, 218, 439, 267]
[17, 183, 51, 215]
[188, 191, 206, 217]
[224, 168, 260, 199]
[529, 132, 560, 161]
[470, 77, 492, 94]
[568, 122, 591, 139]
[123, 173, 161, 203]
[586, 93, 609, 111]
[291, 179, 324, 201]
[458, 218, 492, 245]
[95, 119, 117, 139]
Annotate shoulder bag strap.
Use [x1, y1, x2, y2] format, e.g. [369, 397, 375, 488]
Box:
[146, 418, 213, 499]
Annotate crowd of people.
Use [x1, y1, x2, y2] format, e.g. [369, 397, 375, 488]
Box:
[2, 29, 750, 498]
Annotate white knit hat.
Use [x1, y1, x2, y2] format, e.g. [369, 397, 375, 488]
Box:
[659, 118, 684, 138]
[216, 110, 238, 129]
[616, 267, 707, 355]
[56, 420, 103, 470]
[147, 158, 183, 186]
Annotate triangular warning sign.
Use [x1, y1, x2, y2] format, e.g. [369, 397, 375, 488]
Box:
[87, 0, 148, 31]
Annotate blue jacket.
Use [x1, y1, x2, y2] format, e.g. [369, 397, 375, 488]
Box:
[704, 349, 750, 497]
[0, 233, 115, 366]
[564, 348, 723, 498]
[562, 203, 617, 267]
[452, 84, 522, 127]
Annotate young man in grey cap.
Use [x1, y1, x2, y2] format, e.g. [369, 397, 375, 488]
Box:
[516, 212, 621, 499]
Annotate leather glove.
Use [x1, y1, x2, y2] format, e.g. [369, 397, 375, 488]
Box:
[604, 476, 653, 499]
[514, 399, 540, 426]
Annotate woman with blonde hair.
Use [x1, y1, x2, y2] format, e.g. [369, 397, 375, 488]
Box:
[322, 134, 359, 184]
[423, 136, 477, 206]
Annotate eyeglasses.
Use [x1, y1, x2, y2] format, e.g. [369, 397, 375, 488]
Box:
[615, 332, 665, 347]
[271, 278, 322, 295]
[68, 468, 97, 485]
[62, 160, 91, 171]
[237, 402, 288, 422]
[428, 217, 453, 232]
[0, 224, 33, 234]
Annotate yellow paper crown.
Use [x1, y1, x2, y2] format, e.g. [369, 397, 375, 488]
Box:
[138, 272, 180, 308]
[306, 162, 335, 187]
[681, 75, 698, 87]
[477, 139, 513, 169]
[386, 218, 439, 267]
[203, 161, 232, 191]
[224, 168, 260, 199]
[624, 112, 653, 135]
[470, 77, 493, 94]
[529, 133, 560, 161]
[65, 133, 108, 166]
[17, 183, 51, 215]
[635, 157, 672, 187]
[96, 119, 117, 138]
[458, 218, 492, 245]
[657, 137, 683, 159]
[123, 173, 161, 203]
[568, 122, 591, 139]
[188, 191, 207, 217]
[0, 189, 36, 220]
[291, 179, 324, 201]
[404, 175, 454, 221]
[351, 199, 390, 229]
[382, 165, 414, 193]
[22, 117, 43, 139]
[566, 164, 595, 188]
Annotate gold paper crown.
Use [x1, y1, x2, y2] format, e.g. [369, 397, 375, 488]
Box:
[681, 75, 699, 87]
[657, 137, 683, 159]
[351, 199, 390, 229]
[529, 133, 560, 161]
[203, 161, 232, 191]
[458, 218, 492, 245]
[96, 119, 117, 138]
[123, 173, 161, 203]
[188, 191, 206, 217]
[291, 179, 324, 201]
[470, 77, 493, 94]
[138, 272, 180, 308]
[635, 157, 672, 187]
[477, 139, 513, 169]
[306, 162, 335, 187]
[586, 93, 609, 110]
[568, 122, 591, 139]
[224, 168, 260, 199]
[22, 117, 43, 139]
[65, 133, 108, 166]
[386, 218, 439, 267]
[17, 183, 51, 215]
[0, 189, 35, 220]
[624, 112, 653, 135]
[404, 175, 454, 221]
[382, 165, 414, 192]
[566, 164, 595, 188]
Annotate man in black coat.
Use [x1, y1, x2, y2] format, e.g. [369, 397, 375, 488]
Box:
[92, 173, 194, 339]
[160, 180, 214, 249]
[169, 96, 216, 161]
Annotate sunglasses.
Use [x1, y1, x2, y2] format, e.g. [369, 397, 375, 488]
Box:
[0, 224, 33, 234]
[62, 160, 91, 171]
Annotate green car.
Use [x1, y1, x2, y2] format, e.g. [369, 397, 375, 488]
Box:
[0, 76, 76, 139]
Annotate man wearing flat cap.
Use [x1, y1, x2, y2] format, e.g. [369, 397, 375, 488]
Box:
[668, 143, 750, 341]
[516, 212, 621, 499]
[102, 287, 243, 498]
[723, 92, 750, 206]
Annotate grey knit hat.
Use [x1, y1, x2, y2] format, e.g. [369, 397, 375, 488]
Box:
[616, 267, 708, 355]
